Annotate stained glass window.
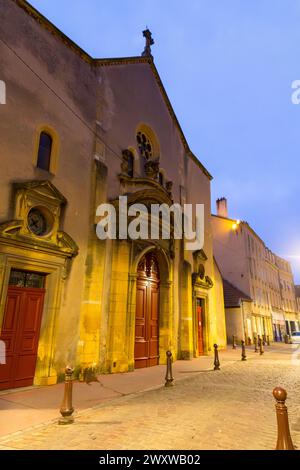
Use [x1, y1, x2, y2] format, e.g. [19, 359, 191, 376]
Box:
[137, 131, 153, 160]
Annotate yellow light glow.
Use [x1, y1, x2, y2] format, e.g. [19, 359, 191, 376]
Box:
[232, 223, 238, 230]
[236, 219, 241, 225]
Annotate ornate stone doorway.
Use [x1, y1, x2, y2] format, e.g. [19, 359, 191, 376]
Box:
[0, 181, 78, 386]
[134, 253, 160, 369]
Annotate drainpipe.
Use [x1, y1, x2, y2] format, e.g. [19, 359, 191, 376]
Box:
[240, 299, 246, 342]
[277, 269, 286, 336]
[267, 290, 272, 340]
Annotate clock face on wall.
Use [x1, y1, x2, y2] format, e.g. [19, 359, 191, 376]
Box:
[27, 208, 48, 236]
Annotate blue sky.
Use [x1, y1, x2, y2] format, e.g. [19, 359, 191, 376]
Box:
[30, 0, 300, 282]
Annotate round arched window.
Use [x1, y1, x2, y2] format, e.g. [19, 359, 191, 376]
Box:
[137, 131, 153, 160]
[37, 131, 53, 171]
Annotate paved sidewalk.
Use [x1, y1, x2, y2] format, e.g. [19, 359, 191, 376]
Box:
[0, 343, 297, 444]
[0, 347, 230, 437]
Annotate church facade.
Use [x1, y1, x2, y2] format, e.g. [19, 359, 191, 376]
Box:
[0, 0, 226, 390]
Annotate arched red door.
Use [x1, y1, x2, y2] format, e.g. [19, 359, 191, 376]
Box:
[134, 253, 160, 369]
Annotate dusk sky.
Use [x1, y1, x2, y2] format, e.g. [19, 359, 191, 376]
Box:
[30, 0, 300, 282]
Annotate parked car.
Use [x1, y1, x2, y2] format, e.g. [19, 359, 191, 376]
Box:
[290, 332, 300, 344]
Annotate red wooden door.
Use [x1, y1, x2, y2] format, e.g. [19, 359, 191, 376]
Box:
[135, 279, 148, 368]
[134, 254, 160, 369]
[197, 299, 204, 355]
[0, 286, 45, 390]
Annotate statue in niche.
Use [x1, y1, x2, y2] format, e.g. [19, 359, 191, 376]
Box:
[145, 157, 160, 180]
[121, 149, 134, 176]
[198, 264, 205, 280]
[166, 180, 173, 197]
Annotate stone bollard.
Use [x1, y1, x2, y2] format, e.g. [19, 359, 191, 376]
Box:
[213, 344, 220, 370]
[59, 365, 74, 425]
[165, 350, 174, 387]
[232, 335, 236, 349]
[254, 337, 258, 353]
[267, 335, 270, 346]
[273, 387, 295, 450]
[241, 340, 247, 361]
[259, 336, 264, 355]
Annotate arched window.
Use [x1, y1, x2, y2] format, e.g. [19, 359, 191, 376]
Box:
[137, 131, 153, 160]
[37, 132, 53, 171]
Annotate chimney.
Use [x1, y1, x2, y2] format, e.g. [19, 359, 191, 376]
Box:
[216, 197, 228, 218]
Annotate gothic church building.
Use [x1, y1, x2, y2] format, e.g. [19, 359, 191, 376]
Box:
[0, 0, 226, 389]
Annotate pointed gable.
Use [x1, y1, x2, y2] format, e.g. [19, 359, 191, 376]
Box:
[13, 180, 67, 205]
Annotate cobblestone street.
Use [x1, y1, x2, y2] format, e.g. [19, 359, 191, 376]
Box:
[1, 345, 300, 450]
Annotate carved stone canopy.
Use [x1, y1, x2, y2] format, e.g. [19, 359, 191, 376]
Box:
[119, 173, 173, 204]
[110, 188, 175, 259]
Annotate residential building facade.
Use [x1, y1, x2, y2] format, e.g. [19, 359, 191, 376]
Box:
[222, 279, 252, 344]
[295, 286, 300, 314]
[212, 198, 299, 342]
[276, 256, 299, 336]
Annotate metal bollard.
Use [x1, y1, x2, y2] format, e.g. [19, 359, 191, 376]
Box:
[262, 334, 266, 346]
[267, 335, 270, 346]
[165, 350, 174, 387]
[241, 340, 247, 361]
[273, 387, 295, 450]
[254, 337, 258, 353]
[213, 344, 220, 370]
[232, 335, 236, 349]
[259, 336, 264, 355]
[59, 365, 74, 425]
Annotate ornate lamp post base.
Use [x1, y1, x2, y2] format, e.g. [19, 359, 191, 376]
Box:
[58, 365, 75, 425]
[165, 350, 174, 387]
